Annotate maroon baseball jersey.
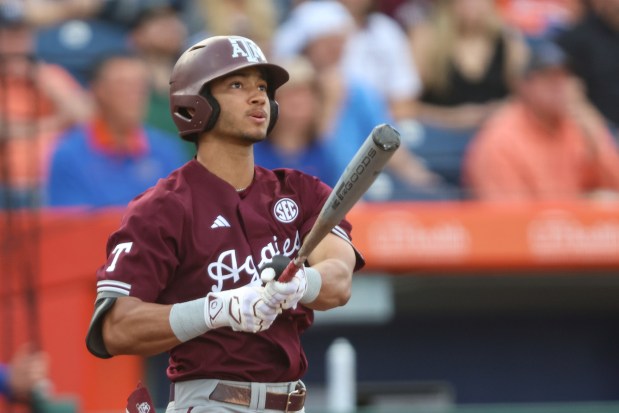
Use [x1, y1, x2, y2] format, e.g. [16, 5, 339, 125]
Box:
[96, 160, 364, 382]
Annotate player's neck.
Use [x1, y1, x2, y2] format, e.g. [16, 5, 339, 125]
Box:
[196, 140, 255, 191]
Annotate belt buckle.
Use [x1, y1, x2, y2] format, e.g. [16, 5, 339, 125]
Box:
[284, 388, 301, 413]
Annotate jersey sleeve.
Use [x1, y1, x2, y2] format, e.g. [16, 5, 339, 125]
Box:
[95, 190, 184, 303]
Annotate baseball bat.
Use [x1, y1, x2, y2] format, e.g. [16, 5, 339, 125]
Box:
[277, 123, 401, 282]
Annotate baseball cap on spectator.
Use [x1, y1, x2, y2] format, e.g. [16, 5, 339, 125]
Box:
[271, 0, 354, 59]
[522, 39, 570, 77]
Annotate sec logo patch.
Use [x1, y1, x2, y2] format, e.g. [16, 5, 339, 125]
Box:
[273, 198, 299, 223]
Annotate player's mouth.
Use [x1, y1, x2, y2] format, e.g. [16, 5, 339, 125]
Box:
[248, 110, 268, 124]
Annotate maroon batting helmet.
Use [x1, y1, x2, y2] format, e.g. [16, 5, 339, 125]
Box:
[169, 35, 290, 141]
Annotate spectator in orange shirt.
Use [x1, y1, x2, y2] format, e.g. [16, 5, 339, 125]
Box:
[463, 40, 619, 201]
[0, 19, 93, 208]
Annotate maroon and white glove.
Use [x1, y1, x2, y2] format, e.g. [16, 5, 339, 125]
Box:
[261, 265, 307, 310]
[259, 255, 322, 310]
[204, 285, 279, 332]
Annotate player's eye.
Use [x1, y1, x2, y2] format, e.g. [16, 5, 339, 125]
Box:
[230, 81, 242, 89]
[258, 84, 267, 92]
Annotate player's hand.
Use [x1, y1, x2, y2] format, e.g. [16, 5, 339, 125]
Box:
[204, 285, 279, 333]
[260, 258, 307, 310]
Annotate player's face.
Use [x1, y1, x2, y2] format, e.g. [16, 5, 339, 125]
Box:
[209, 67, 270, 144]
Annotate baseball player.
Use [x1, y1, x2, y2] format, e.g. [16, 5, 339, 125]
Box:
[85, 35, 364, 413]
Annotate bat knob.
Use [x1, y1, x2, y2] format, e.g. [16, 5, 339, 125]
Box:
[261, 268, 276, 283]
[259, 255, 291, 283]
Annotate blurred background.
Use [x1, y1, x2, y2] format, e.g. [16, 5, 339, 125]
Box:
[1, 0, 619, 412]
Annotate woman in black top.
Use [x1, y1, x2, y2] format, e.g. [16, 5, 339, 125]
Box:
[410, 0, 528, 130]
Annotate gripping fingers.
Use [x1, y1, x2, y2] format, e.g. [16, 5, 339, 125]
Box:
[239, 287, 281, 333]
[263, 268, 307, 310]
[207, 285, 280, 333]
[251, 298, 279, 331]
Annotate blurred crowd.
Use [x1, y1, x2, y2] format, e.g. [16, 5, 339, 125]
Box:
[1, 0, 618, 408]
[0, 0, 618, 209]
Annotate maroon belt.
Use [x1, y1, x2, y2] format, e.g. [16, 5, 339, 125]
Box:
[209, 382, 306, 412]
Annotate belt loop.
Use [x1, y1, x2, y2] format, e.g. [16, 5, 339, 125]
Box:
[249, 382, 266, 410]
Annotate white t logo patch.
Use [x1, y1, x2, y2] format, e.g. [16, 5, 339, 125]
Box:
[106, 242, 133, 272]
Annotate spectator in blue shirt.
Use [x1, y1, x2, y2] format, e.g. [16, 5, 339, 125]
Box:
[46, 52, 187, 208]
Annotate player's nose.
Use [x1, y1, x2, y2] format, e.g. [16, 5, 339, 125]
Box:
[249, 89, 268, 105]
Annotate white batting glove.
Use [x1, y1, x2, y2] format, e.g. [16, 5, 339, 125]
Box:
[261, 265, 308, 310]
[204, 284, 279, 333]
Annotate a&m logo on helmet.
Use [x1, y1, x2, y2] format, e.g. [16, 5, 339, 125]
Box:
[273, 198, 299, 223]
[228, 36, 267, 64]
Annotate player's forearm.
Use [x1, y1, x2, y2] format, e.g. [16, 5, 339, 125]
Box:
[102, 297, 181, 357]
[305, 258, 353, 311]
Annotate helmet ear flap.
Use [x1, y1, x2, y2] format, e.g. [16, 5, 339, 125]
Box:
[202, 93, 221, 132]
[171, 94, 213, 141]
[267, 99, 279, 134]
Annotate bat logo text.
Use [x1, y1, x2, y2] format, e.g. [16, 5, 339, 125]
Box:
[332, 148, 377, 208]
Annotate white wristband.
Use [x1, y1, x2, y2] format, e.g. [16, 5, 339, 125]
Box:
[300, 267, 322, 304]
[169, 298, 208, 342]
